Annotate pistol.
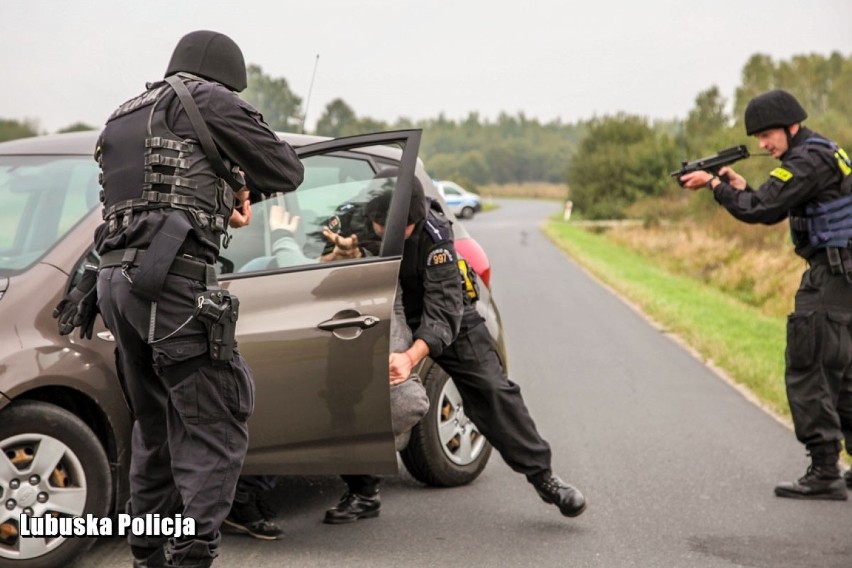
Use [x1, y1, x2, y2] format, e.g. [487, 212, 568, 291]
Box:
[671, 145, 750, 186]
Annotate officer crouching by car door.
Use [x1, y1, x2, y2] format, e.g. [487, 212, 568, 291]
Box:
[321, 173, 586, 523]
[52, 30, 304, 567]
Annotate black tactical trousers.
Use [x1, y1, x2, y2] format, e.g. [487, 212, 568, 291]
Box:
[435, 321, 553, 480]
[98, 267, 254, 564]
[786, 263, 852, 456]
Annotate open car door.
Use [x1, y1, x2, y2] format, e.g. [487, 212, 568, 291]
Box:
[222, 130, 421, 475]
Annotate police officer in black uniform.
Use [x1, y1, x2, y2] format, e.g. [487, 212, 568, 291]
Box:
[681, 89, 852, 500]
[53, 30, 304, 567]
[321, 175, 586, 523]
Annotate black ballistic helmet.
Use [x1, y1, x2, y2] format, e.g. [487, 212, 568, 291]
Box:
[744, 89, 807, 135]
[365, 169, 426, 226]
[165, 30, 247, 92]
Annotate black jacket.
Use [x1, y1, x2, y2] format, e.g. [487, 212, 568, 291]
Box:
[713, 126, 846, 258]
[399, 211, 482, 357]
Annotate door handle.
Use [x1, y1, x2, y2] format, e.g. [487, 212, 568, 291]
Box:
[317, 314, 380, 332]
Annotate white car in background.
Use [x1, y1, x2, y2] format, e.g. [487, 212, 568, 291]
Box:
[435, 180, 482, 219]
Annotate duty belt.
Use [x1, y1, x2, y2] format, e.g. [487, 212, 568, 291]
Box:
[99, 248, 217, 287]
[807, 248, 852, 283]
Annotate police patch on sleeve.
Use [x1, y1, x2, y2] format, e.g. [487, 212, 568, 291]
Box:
[427, 247, 454, 267]
[770, 167, 794, 183]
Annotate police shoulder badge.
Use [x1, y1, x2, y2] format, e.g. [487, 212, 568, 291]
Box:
[770, 167, 794, 183]
[427, 247, 454, 267]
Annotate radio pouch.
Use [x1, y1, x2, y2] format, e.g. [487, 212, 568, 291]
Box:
[457, 258, 480, 303]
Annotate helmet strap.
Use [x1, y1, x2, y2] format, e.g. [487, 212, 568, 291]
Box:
[784, 126, 794, 149]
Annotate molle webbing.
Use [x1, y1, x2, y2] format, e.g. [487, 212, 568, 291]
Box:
[790, 193, 852, 250]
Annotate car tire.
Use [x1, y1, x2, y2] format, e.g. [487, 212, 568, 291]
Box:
[0, 401, 111, 568]
[400, 363, 492, 487]
[460, 206, 475, 219]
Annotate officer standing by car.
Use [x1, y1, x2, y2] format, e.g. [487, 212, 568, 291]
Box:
[53, 30, 303, 567]
[680, 89, 852, 500]
[321, 174, 586, 523]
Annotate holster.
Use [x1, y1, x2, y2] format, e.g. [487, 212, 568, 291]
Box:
[194, 289, 240, 363]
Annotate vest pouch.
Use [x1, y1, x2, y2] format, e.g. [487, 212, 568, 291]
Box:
[131, 213, 193, 301]
[195, 289, 240, 363]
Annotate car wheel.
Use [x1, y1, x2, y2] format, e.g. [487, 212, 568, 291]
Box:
[460, 206, 475, 219]
[0, 401, 111, 568]
[400, 364, 492, 487]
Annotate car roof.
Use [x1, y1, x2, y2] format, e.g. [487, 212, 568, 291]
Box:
[0, 130, 469, 237]
[0, 131, 416, 163]
[0, 131, 99, 155]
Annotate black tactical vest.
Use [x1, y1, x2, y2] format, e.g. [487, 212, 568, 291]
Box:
[97, 75, 236, 253]
[787, 136, 852, 257]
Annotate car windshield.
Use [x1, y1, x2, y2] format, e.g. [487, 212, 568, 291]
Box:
[0, 155, 99, 274]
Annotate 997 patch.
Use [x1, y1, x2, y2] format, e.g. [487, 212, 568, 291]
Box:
[427, 247, 454, 267]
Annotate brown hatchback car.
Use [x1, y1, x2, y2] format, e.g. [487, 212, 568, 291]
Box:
[0, 130, 506, 567]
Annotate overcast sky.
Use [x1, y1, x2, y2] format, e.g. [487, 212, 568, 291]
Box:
[2, 0, 850, 134]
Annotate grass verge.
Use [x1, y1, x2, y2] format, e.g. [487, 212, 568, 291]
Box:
[543, 218, 790, 422]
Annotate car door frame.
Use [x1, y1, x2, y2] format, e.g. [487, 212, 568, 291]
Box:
[229, 130, 422, 475]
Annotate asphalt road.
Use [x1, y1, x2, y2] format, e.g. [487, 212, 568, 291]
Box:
[81, 199, 852, 568]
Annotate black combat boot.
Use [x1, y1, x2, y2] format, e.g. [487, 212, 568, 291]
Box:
[323, 490, 381, 524]
[532, 474, 587, 517]
[774, 443, 847, 501]
[223, 493, 284, 540]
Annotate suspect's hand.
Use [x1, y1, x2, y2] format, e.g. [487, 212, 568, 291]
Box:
[322, 226, 360, 259]
[389, 352, 412, 385]
[270, 204, 300, 232]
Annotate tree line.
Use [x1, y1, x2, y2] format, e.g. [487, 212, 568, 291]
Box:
[3, 51, 850, 218]
[569, 52, 852, 219]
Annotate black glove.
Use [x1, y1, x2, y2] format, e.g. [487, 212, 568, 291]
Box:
[52, 264, 99, 339]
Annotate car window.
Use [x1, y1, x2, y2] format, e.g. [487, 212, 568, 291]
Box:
[297, 154, 375, 190]
[0, 156, 99, 274]
[443, 186, 461, 196]
[224, 152, 401, 275]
